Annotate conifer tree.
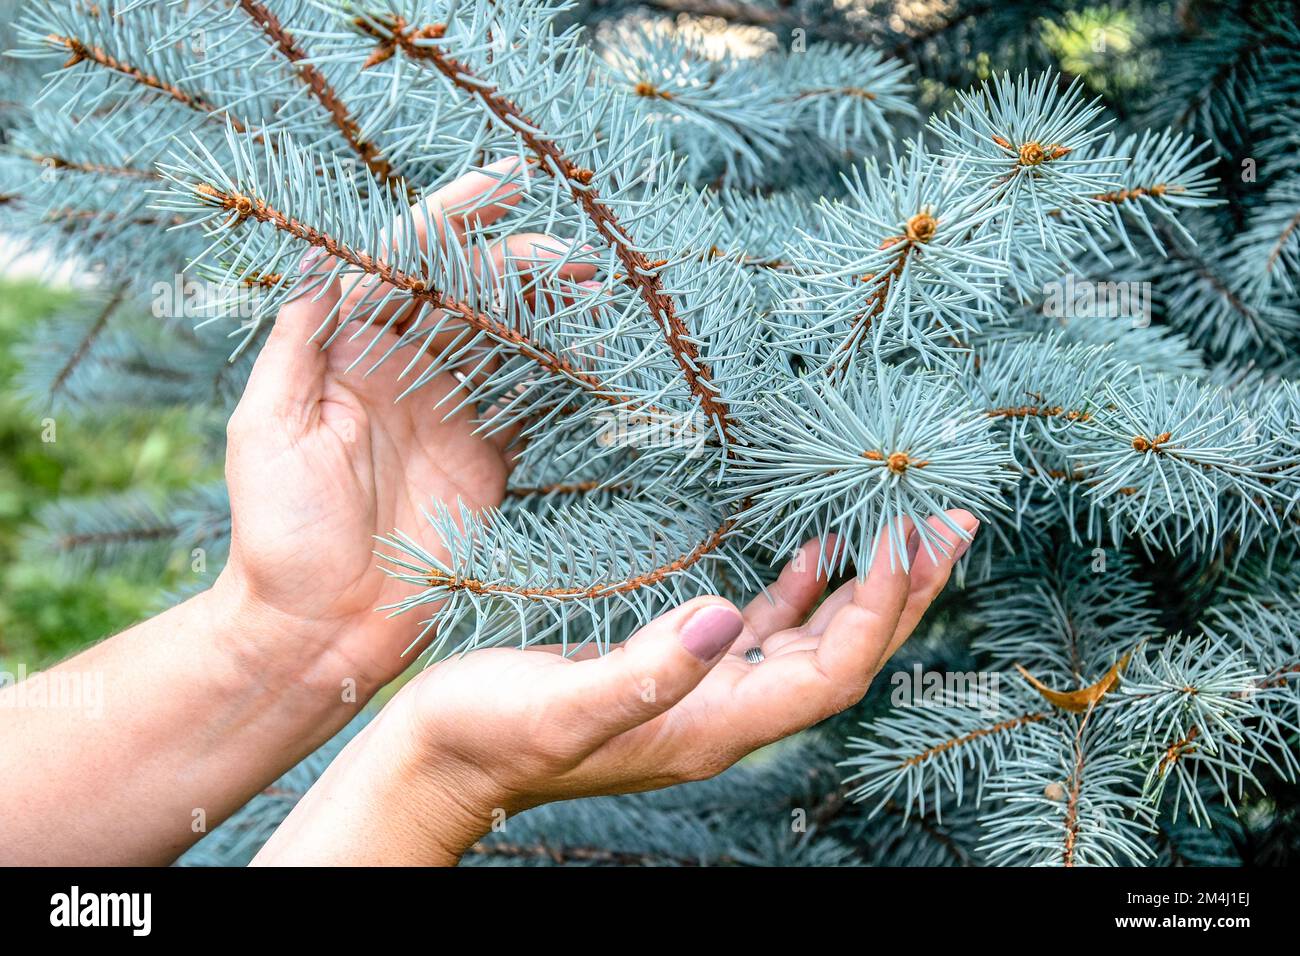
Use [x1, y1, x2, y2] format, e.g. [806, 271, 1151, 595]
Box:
[3, 0, 1298, 866]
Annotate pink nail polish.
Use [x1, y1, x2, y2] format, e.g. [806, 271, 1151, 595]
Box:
[906, 530, 921, 565]
[679, 606, 743, 661]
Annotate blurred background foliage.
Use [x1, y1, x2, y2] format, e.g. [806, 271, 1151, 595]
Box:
[0, 277, 211, 671]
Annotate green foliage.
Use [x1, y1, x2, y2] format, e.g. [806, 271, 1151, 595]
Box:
[0, 279, 215, 669]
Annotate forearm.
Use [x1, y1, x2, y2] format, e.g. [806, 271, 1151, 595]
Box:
[0, 578, 372, 866]
[252, 691, 499, 867]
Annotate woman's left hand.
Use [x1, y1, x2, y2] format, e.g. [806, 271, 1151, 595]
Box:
[253, 513, 977, 866]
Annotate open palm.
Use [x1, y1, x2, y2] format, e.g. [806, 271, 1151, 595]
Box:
[219, 161, 592, 692]
[399, 514, 978, 813]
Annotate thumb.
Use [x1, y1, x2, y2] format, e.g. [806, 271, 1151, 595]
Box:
[238, 254, 341, 429]
[558, 598, 743, 749]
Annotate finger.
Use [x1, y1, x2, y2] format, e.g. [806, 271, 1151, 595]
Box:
[525, 642, 604, 661]
[554, 597, 744, 751]
[766, 518, 914, 651]
[343, 159, 532, 331]
[484, 232, 597, 307]
[236, 262, 342, 430]
[883, 511, 979, 661]
[798, 580, 855, 641]
[761, 517, 977, 677]
[726, 530, 912, 747]
[812, 526, 914, 689]
[425, 157, 530, 240]
[734, 537, 835, 653]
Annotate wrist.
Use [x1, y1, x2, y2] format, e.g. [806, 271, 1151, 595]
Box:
[254, 693, 504, 866]
[196, 574, 382, 783]
[207, 566, 385, 705]
[374, 688, 509, 864]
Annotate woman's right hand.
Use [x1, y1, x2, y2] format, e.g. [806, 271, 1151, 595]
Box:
[214, 159, 592, 700]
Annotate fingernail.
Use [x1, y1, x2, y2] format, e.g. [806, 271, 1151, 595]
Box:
[679, 605, 744, 661]
[906, 529, 920, 566]
[952, 522, 979, 562]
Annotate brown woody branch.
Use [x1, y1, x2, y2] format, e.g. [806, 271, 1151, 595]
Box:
[986, 404, 1093, 422]
[25, 153, 157, 181]
[1048, 182, 1186, 219]
[1061, 716, 1089, 867]
[1265, 208, 1300, 277]
[194, 182, 620, 401]
[236, 0, 412, 199]
[899, 711, 1047, 769]
[365, 17, 735, 441]
[51, 34, 247, 132]
[506, 480, 631, 497]
[43, 207, 187, 236]
[426, 517, 733, 597]
[832, 211, 937, 372]
[49, 282, 128, 398]
[793, 86, 878, 101]
[55, 524, 179, 552]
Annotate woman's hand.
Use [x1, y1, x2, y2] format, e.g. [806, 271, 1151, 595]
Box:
[215, 160, 587, 698]
[253, 513, 978, 866]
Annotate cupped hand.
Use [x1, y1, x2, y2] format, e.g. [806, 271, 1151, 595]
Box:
[215, 160, 587, 695]
[252, 512, 978, 865]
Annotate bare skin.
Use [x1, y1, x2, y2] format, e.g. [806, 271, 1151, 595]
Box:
[220, 159, 588, 694]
